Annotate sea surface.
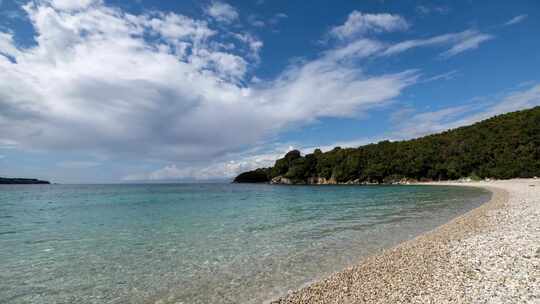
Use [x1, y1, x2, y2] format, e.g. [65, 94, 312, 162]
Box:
[0, 183, 490, 304]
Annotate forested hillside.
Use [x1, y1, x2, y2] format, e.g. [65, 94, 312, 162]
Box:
[0, 177, 50, 184]
[234, 106, 540, 184]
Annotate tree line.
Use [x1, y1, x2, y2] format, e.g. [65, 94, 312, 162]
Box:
[234, 106, 540, 184]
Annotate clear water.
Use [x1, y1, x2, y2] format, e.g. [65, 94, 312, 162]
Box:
[0, 184, 490, 304]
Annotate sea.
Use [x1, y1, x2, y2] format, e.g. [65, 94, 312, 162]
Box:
[0, 183, 490, 304]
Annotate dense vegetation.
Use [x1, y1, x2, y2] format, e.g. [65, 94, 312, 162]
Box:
[233, 169, 271, 183]
[0, 177, 50, 184]
[234, 107, 540, 184]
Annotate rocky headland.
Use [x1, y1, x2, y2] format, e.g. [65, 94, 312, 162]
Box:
[0, 177, 51, 184]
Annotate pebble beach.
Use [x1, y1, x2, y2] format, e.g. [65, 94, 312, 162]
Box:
[273, 179, 540, 303]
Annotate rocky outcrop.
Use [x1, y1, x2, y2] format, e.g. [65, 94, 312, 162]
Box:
[307, 176, 337, 184]
[268, 176, 419, 185]
[270, 176, 293, 184]
[270, 176, 337, 185]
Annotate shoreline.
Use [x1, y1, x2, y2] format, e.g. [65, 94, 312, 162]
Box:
[272, 179, 539, 303]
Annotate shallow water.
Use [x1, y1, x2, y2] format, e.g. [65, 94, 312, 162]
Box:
[0, 183, 490, 304]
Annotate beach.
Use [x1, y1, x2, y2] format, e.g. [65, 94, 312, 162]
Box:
[273, 179, 540, 303]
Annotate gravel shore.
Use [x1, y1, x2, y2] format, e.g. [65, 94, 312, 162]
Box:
[272, 179, 540, 303]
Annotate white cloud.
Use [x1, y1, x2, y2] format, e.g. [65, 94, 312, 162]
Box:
[126, 138, 376, 181]
[323, 38, 384, 60]
[143, 12, 215, 42]
[331, 11, 409, 40]
[129, 83, 540, 181]
[248, 14, 265, 27]
[205, 1, 238, 24]
[269, 13, 287, 25]
[440, 33, 493, 58]
[231, 32, 263, 61]
[0, 139, 18, 148]
[50, 0, 100, 11]
[259, 58, 417, 121]
[0, 1, 416, 171]
[505, 14, 527, 26]
[392, 105, 474, 138]
[392, 83, 540, 139]
[3, 4, 497, 181]
[421, 70, 459, 83]
[478, 84, 540, 117]
[383, 29, 494, 58]
[58, 161, 100, 169]
[0, 32, 20, 57]
[416, 5, 450, 15]
[126, 153, 277, 181]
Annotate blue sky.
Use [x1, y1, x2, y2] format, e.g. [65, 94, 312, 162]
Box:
[0, 0, 539, 183]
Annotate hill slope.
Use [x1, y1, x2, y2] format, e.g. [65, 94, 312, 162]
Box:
[0, 177, 51, 184]
[234, 106, 540, 184]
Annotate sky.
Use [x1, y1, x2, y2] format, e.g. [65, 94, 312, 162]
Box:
[0, 0, 539, 183]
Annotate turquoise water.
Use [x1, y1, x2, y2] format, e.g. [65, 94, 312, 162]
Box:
[0, 184, 489, 304]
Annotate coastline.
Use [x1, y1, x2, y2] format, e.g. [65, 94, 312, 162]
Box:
[272, 178, 539, 303]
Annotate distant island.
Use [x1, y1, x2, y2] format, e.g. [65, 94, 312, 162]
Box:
[0, 177, 51, 184]
[235, 106, 540, 184]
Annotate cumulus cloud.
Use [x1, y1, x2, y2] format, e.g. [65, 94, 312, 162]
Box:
[50, 0, 99, 11]
[330, 11, 409, 40]
[0, 1, 417, 170]
[124, 152, 279, 181]
[1, 2, 499, 181]
[504, 14, 527, 26]
[0, 32, 20, 58]
[147, 83, 540, 182]
[205, 1, 238, 23]
[231, 32, 263, 61]
[126, 138, 376, 181]
[383, 29, 494, 58]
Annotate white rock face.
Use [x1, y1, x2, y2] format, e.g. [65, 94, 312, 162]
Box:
[270, 176, 293, 184]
